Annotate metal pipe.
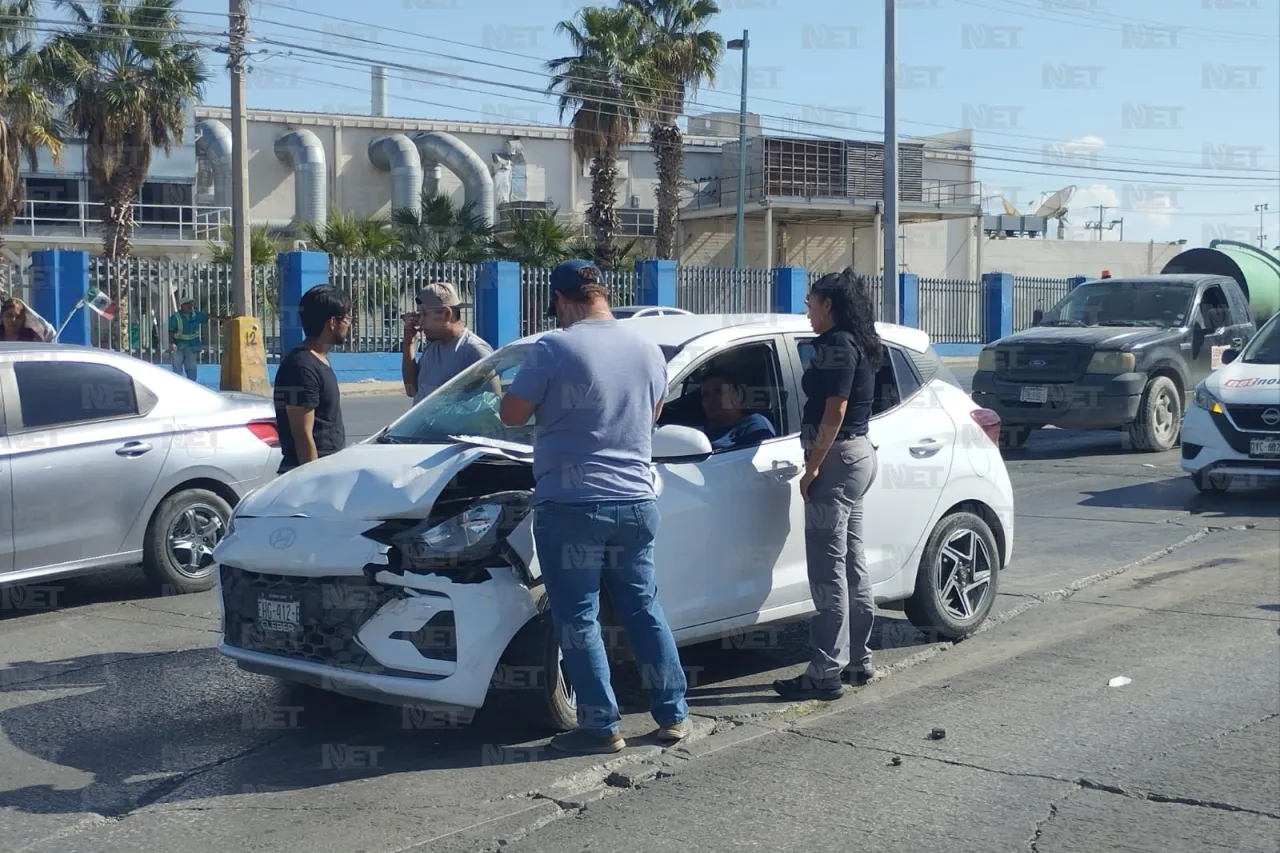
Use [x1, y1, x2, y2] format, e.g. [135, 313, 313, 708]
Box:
[194, 119, 232, 208]
[764, 204, 773, 270]
[371, 65, 388, 116]
[273, 129, 328, 229]
[412, 131, 495, 228]
[734, 31, 748, 275]
[369, 134, 423, 217]
[882, 0, 899, 322]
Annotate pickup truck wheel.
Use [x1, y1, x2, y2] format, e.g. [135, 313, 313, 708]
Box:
[1191, 470, 1233, 493]
[904, 511, 1000, 641]
[493, 587, 577, 733]
[998, 426, 1034, 450]
[1128, 376, 1182, 452]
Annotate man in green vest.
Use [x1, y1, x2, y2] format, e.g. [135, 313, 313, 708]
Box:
[169, 293, 222, 381]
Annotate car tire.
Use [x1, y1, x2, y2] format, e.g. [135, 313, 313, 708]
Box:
[494, 587, 577, 733]
[1128, 376, 1182, 452]
[141, 488, 232, 594]
[1191, 470, 1233, 493]
[998, 425, 1034, 450]
[904, 511, 1001, 641]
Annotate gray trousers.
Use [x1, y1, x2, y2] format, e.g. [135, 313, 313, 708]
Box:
[170, 347, 199, 381]
[802, 435, 878, 686]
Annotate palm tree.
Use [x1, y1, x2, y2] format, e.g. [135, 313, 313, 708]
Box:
[490, 208, 580, 267]
[46, 0, 207, 259]
[301, 209, 398, 259]
[0, 0, 64, 286]
[624, 0, 722, 260]
[546, 5, 647, 270]
[207, 223, 284, 266]
[391, 190, 492, 263]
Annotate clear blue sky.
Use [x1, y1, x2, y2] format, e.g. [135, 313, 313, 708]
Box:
[76, 0, 1280, 245]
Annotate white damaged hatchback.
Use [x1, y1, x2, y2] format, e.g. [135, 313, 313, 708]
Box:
[214, 315, 1015, 730]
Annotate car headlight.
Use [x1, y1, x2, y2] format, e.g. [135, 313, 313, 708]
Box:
[1193, 382, 1224, 414]
[364, 491, 531, 574]
[1086, 351, 1136, 374]
[977, 348, 997, 371]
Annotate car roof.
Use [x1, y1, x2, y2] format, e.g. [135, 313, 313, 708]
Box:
[1077, 274, 1227, 287]
[514, 314, 932, 352]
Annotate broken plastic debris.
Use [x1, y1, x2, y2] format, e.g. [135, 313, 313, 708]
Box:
[929, 727, 946, 740]
[889, 756, 902, 766]
[1108, 676, 1132, 687]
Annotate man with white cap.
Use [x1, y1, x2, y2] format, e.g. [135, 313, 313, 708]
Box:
[401, 281, 493, 404]
[168, 292, 225, 381]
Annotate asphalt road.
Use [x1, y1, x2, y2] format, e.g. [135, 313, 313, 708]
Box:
[1, 376, 1277, 853]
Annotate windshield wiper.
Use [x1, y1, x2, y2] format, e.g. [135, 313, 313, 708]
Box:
[1042, 319, 1087, 327]
[1097, 321, 1142, 327]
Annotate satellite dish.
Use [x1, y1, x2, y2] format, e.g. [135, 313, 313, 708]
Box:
[1033, 185, 1076, 219]
[1000, 197, 1019, 216]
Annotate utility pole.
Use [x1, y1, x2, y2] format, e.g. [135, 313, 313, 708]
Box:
[1256, 203, 1270, 249]
[882, 0, 899, 322]
[228, 0, 250, 317]
[727, 31, 748, 313]
[1086, 205, 1114, 241]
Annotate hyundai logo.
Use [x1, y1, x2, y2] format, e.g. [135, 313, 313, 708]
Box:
[1262, 408, 1280, 427]
[1029, 358, 1047, 367]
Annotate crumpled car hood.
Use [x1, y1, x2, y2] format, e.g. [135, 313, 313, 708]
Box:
[236, 441, 526, 520]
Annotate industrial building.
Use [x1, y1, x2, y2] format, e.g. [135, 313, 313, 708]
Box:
[4, 81, 1189, 281]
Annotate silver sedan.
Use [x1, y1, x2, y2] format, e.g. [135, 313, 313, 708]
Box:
[0, 343, 281, 594]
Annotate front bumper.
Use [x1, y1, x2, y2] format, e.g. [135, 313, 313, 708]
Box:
[972, 370, 1146, 428]
[1180, 405, 1280, 479]
[215, 518, 538, 712]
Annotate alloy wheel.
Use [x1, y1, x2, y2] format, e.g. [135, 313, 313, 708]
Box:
[934, 527, 995, 622]
[167, 503, 226, 578]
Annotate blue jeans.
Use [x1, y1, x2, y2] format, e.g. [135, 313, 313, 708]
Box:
[170, 347, 198, 381]
[533, 499, 688, 736]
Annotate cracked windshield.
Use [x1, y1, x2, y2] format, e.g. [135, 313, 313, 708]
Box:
[1039, 280, 1195, 328]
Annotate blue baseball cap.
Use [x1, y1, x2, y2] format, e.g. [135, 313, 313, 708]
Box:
[546, 258, 601, 318]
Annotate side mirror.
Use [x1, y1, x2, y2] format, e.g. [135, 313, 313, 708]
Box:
[1032, 309, 1045, 326]
[652, 424, 713, 462]
[1221, 348, 1239, 365]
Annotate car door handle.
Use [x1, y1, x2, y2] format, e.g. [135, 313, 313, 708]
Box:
[909, 438, 944, 458]
[768, 460, 801, 480]
[116, 441, 153, 457]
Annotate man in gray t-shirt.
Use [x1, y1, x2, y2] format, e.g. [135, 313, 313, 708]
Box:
[500, 259, 688, 756]
[401, 282, 492, 404]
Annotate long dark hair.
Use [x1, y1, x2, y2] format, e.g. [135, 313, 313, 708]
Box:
[810, 268, 884, 369]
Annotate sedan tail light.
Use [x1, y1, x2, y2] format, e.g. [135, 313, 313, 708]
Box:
[247, 419, 280, 447]
[970, 408, 1001, 446]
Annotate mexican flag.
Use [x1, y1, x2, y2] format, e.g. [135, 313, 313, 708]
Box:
[82, 287, 118, 321]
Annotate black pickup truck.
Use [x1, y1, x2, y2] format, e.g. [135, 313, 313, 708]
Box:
[971, 274, 1258, 452]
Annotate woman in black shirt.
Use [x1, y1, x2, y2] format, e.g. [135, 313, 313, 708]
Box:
[774, 269, 884, 702]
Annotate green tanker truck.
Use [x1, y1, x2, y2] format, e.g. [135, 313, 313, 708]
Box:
[1160, 239, 1280, 326]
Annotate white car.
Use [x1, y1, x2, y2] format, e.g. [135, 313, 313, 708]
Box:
[1182, 311, 1280, 492]
[213, 315, 1015, 730]
[611, 305, 694, 319]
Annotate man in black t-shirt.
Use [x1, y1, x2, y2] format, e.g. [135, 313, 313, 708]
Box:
[273, 285, 352, 473]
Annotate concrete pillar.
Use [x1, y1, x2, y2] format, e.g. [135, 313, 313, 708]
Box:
[898, 272, 919, 328]
[772, 266, 806, 314]
[981, 272, 1014, 343]
[277, 250, 331, 354]
[635, 259, 677, 307]
[476, 260, 520, 348]
[29, 249, 91, 346]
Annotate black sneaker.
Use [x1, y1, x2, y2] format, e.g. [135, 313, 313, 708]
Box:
[842, 665, 885, 686]
[549, 729, 626, 755]
[772, 674, 845, 701]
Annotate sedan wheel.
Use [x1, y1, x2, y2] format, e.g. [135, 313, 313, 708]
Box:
[904, 511, 1001, 640]
[142, 488, 232, 594]
[494, 588, 578, 732]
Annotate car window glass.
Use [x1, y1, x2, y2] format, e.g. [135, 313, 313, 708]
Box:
[890, 348, 922, 399]
[13, 361, 139, 429]
[1199, 286, 1230, 329]
[660, 340, 788, 447]
[795, 339, 908, 416]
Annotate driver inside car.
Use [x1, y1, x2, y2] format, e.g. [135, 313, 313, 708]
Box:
[699, 368, 777, 450]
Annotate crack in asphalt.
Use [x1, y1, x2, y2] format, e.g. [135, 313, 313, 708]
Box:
[1063, 598, 1280, 622]
[0, 649, 188, 690]
[1078, 778, 1280, 820]
[1028, 801, 1059, 852]
[84, 612, 222, 635]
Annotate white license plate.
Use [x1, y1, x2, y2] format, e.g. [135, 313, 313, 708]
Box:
[1249, 438, 1280, 458]
[257, 594, 300, 632]
[1019, 385, 1049, 404]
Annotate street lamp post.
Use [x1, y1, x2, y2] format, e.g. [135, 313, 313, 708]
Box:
[1256, 203, 1270, 249]
[882, 0, 899, 323]
[728, 32, 748, 313]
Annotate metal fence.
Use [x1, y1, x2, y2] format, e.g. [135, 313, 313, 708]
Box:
[677, 266, 771, 313]
[918, 277, 982, 344]
[86, 259, 276, 365]
[328, 259, 480, 354]
[1, 262, 29, 303]
[519, 266, 637, 336]
[805, 270, 885, 320]
[1012, 276, 1072, 332]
